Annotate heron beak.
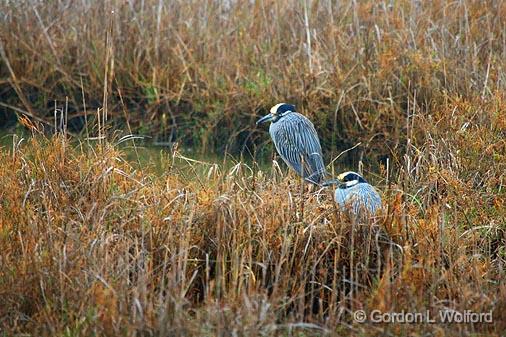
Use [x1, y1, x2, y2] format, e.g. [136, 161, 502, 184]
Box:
[256, 113, 273, 125]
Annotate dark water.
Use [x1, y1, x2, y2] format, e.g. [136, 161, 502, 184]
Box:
[0, 130, 271, 177]
[0, 129, 371, 181]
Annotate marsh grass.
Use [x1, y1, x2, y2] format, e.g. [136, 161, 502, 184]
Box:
[0, 0, 506, 335]
[1, 0, 505, 161]
[0, 122, 504, 335]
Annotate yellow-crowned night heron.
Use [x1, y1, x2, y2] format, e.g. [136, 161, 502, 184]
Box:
[334, 171, 382, 216]
[256, 103, 326, 185]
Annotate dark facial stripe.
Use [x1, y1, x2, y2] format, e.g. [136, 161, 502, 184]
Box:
[276, 104, 296, 114]
[342, 172, 367, 184]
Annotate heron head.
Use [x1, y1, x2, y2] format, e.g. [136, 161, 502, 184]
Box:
[337, 171, 367, 187]
[256, 103, 296, 125]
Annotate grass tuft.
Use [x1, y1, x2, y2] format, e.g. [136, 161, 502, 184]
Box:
[0, 131, 504, 335]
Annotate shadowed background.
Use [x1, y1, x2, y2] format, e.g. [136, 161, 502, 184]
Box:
[1, 0, 505, 166]
[0, 1, 505, 336]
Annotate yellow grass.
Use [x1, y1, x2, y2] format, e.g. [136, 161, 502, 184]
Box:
[0, 129, 504, 335]
[0, 0, 505, 335]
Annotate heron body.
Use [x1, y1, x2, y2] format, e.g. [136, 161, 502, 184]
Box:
[257, 103, 326, 185]
[334, 171, 382, 216]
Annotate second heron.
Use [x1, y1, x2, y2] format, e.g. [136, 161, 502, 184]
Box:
[257, 103, 326, 185]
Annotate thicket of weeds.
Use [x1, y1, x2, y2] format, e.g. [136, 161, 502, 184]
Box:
[1, 0, 505, 159]
[0, 107, 505, 335]
[0, 0, 505, 335]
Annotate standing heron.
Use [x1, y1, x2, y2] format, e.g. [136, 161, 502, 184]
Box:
[334, 171, 382, 216]
[256, 103, 326, 185]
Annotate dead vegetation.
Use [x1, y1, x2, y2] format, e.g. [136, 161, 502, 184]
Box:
[0, 0, 506, 335]
[0, 123, 504, 335]
[0, 0, 504, 159]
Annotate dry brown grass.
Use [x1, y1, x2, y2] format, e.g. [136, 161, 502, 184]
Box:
[0, 0, 506, 335]
[0, 123, 504, 335]
[1, 0, 505, 159]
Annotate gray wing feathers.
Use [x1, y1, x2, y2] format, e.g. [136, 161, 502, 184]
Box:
[269, 113, 326, 184]
[335, 183, 382, 216]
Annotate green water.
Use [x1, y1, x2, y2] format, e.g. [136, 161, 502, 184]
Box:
[0, 129, 366, 183]
[0, 130, 270, 178]
[119, 142, 267, 177]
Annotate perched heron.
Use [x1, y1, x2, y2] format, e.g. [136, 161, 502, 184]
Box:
[334, 171, 382, 216]
[256, 103, 326, 185]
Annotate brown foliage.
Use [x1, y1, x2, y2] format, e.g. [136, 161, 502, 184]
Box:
[1, 0, 505, 158]
[0, 127, 504, 335]
[0, 0, 505, 335]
